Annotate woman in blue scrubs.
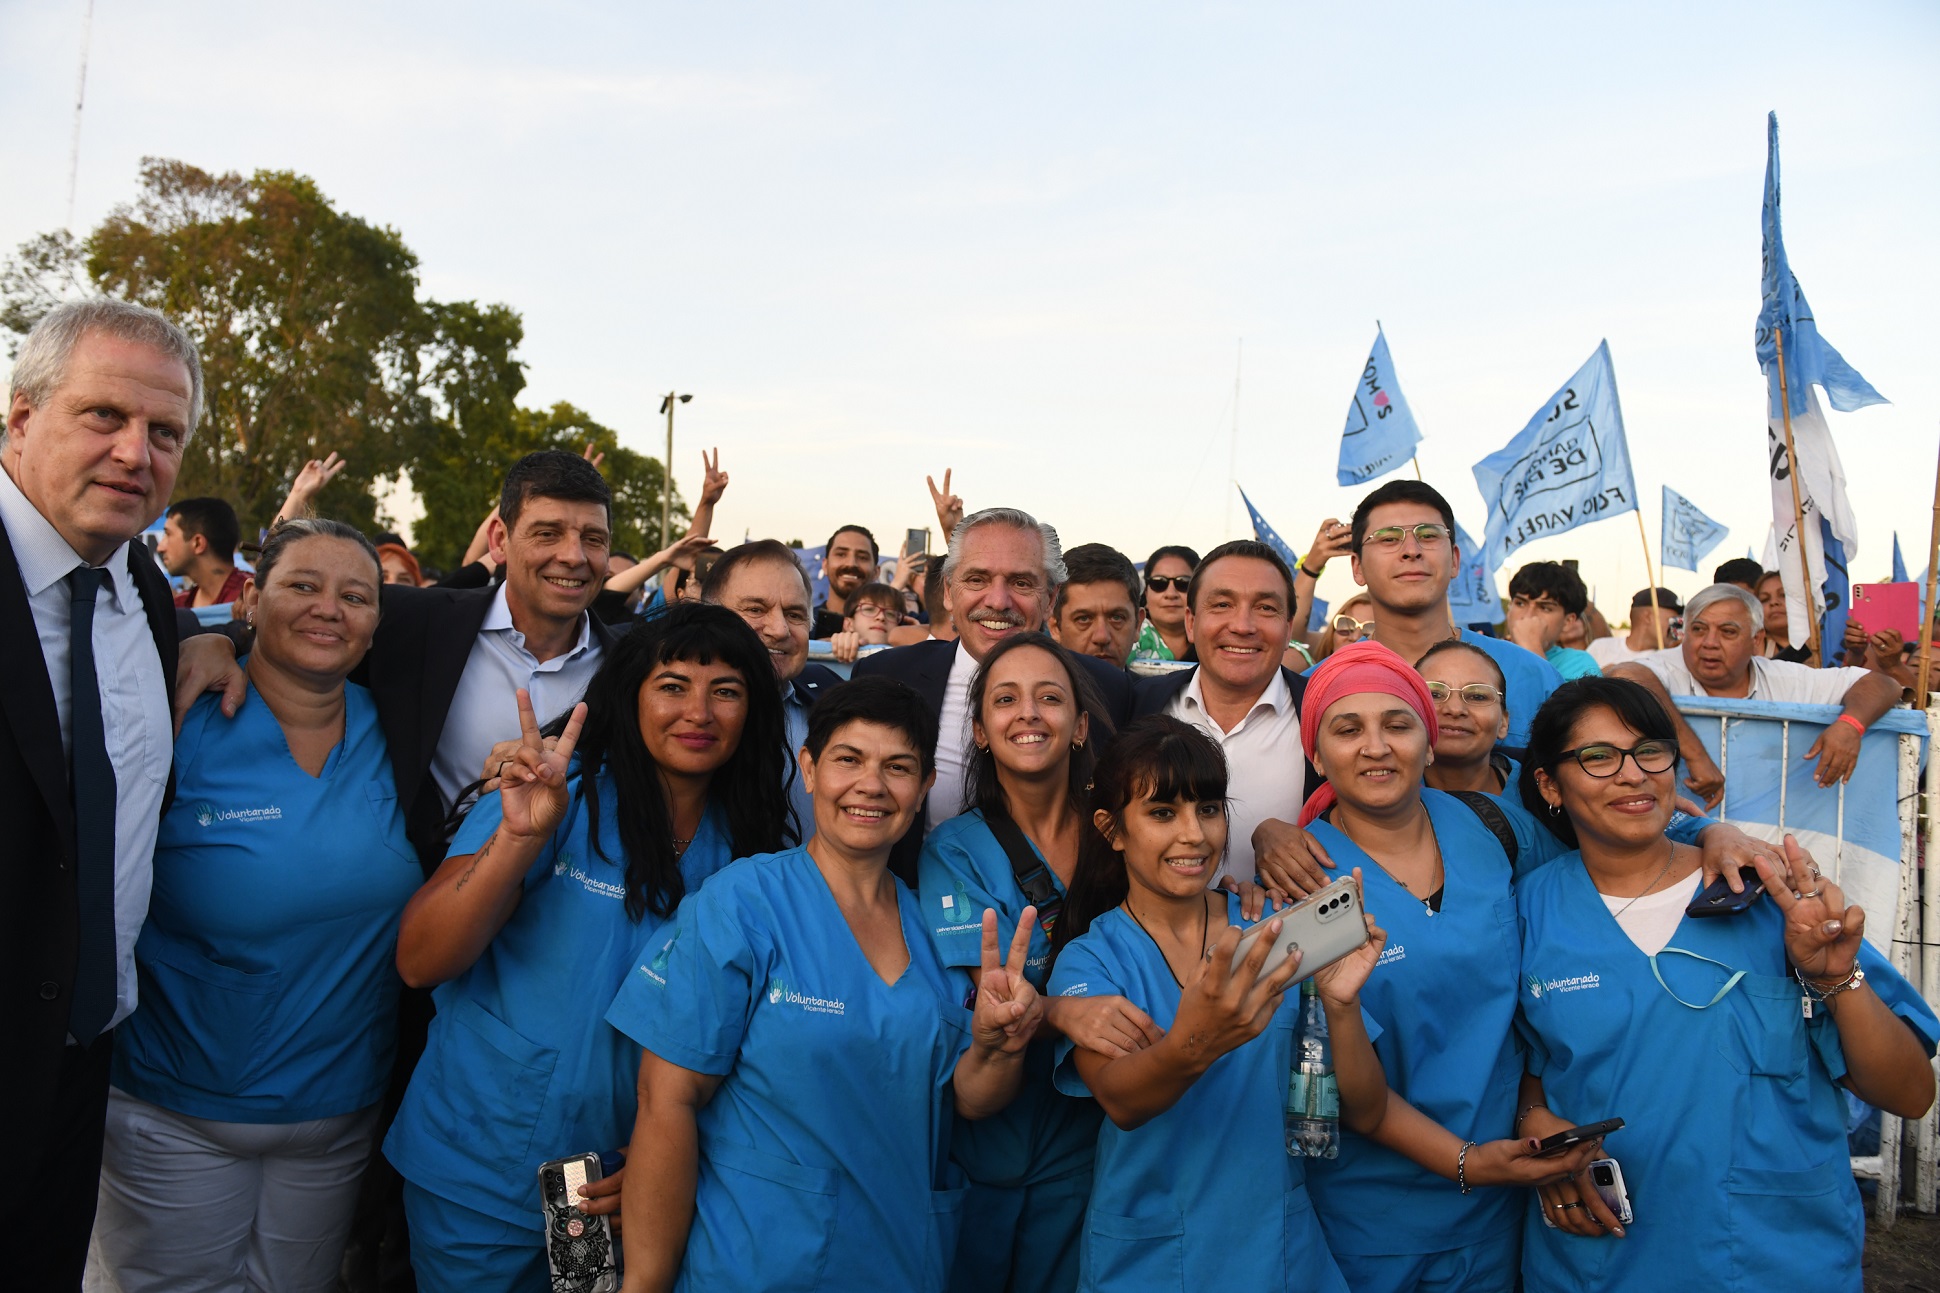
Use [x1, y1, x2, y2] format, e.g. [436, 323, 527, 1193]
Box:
[1515, 677, 1938, 1292]
[1045, 715, 1391, 1293]
[1292, 641, 1603, 1293]
[919, 632, 1147, 1293]
[384, 603, 795, 1292]
[611, 677, 1045, 1292]
[92, 520, 421, 1293]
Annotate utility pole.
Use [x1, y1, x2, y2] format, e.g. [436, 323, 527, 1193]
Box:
[658, 391, 692, 549]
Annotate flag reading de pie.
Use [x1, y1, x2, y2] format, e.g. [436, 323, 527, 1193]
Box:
[1336, 326, 1422, 486]
[1659, 486, 1729, 573]
[1757, 111, 1879, 646]
[1472, 340, 1637, 576]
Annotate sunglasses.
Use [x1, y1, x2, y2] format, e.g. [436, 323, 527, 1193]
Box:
[1146, 576, 1190, 593]
[1359, 523, 1451, 552]
[1555, 739, 1680, 778]
[1331, 613, 1375, 636]
[1424, 681, 1502, 706]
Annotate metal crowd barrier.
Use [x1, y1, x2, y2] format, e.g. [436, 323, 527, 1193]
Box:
[1672, 695, 1937, 1226]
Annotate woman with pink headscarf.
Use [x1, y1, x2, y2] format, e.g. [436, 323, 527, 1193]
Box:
[1292, 642, 1590, 1293]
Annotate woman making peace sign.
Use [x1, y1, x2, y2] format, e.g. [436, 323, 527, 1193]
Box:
[384, 604, 795, 1291]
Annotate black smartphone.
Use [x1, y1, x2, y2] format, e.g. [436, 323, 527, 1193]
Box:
[1686, 866, 1766, 919]
[1533, 1117, 1624, 1158]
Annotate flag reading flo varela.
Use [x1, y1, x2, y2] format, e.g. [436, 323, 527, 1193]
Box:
[1473, 340, 1637, 577]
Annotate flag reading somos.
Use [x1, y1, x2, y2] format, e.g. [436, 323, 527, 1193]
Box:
[1473, 340, 1637, 575]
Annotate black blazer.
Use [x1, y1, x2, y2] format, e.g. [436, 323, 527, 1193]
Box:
[1130, 663, 1320, 802]
[851, 638, 1134, 887]
[352, 584, 621, 874]
[0, 519, 178, 1140]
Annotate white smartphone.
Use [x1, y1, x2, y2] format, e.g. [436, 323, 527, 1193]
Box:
[1541, 1155, 1635, 1230]
[1229, 876, 1369, 986]
[538, 1152, 620, 1292]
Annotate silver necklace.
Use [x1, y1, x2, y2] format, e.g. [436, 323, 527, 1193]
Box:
[1606, 847, 1681, 921]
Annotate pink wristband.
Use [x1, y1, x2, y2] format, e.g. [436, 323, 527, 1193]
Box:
[1836, 714, 1867, 738]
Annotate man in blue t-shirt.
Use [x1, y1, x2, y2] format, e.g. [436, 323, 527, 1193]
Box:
[1504, 560, 1602, 683]
[1346, 479, 1562, 749]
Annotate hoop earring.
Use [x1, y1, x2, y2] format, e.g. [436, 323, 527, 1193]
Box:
[1072, 737, 1086, 750]
[1546, 801, 1562, 819]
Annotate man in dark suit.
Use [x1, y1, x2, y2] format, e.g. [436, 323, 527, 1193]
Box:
[701, 539, 843, 840]
[1127, 539, 1320, 891]
[852, 508, 1132, 886]
[0, 298, 211, 1287]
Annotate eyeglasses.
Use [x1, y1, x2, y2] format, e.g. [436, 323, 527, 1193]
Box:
[851, 602, 898, 623]
[1331, 613, 1375, 637]
[1555, 739, 1680, 778]
[1360, 523, 1451, 552]
[1146, 575, 1189, 593]
[1424, 681, 1502, 706]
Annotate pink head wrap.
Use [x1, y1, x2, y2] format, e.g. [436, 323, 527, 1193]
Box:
[1296, 639, 1439, 826]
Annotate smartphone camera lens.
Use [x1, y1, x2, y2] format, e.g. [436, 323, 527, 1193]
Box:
[1592, 1165, 1613, 1186]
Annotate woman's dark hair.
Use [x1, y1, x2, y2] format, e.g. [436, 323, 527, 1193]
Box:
[964, 634, 1112, 818]
[1516, 676, 1678, 850]
[1415, 638, 1508, 698]
[453, 602, 795, 922]
[1052, 716, 1228, 958]
[1142, 545, 1200, 580]
[254, 517, 381, 588]
[803, 676, 939, 778]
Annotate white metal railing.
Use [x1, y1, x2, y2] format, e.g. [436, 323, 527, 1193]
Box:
[1673, 695, 1937, 1226]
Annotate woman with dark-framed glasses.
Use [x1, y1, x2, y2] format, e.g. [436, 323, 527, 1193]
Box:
[1514, 677, 1937, 1292]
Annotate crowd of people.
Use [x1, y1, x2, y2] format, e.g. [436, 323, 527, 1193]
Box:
[6, 296, 1938, 1293]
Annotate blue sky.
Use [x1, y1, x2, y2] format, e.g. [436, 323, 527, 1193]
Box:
[4, 1, 1936, 614]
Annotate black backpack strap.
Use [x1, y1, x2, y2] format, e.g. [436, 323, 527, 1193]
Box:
[983, 808, 1065, 936]
[1448, 790, 1519, 868]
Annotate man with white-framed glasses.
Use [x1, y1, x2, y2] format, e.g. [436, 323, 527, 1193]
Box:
[1345, 479, 1562, 749]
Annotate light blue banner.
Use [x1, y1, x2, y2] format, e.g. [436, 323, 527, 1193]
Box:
[1893, 533, 1909, 584]
[1755, 112, 1887, 420]
[1336, 326, 1423, 486]
[1473, 340, 1637, 576]
[1308, 595, 1330, 635]
[1448, 519, 1503, 624]
[1659, 485, 1730, 573]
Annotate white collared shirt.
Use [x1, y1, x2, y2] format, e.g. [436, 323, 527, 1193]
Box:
[430, 583, 603, 812]
[1165, 667, 1306, 887]
[926, 642, 979, 828]
[0, 464, 169, 1034]
[1633, 648, 1872, 706]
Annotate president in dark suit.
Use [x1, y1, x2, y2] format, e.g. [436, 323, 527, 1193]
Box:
[852, 508, 1133, 887]
[0, 299, 207, 1288]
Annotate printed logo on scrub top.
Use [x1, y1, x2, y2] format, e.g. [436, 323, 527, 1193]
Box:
[640, 931, 679, 986]
[1376, 943, 1406, 968]
[194, 801, 283, 827]
[552, 851, 626, 902]
[766, 975, 846, 1017]
[934, 882, 981, 937]
[1527, 971, 1601, 1000]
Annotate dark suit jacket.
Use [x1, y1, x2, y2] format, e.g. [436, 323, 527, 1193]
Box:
[851, 638, 1134, 887]
[351, 584, 621, 875]
[1, 518, 178, 1145]
[1130, 663, 1320, 803]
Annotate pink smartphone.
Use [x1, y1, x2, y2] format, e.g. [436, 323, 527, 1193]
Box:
[1851, 583, 1920, 644]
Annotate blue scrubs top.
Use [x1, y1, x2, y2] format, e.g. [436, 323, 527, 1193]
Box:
[1462, 630, 1561, 749]
[918, 810, 1102, 1188]
[606, 847, 973, 1292]
[115, 684, 421, 1123]
[1047, 893, 1356, 1293]
[1302, 791, 1523, 1256]
[1515, 855, 1939, 1292]
[384, 772, 732, 1228]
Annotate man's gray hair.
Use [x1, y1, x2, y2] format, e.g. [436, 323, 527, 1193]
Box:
[1685, 581, 1764, 635]
[940, 507, 1067, 587]
[8, 298, 203, 441]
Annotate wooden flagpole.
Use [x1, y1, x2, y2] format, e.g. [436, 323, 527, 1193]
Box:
[1773, 331, 1824, 663]
[1411, 457, 1422, 481]
[1915, 435, 1940, 706]
[1634, 509, 1666, 651]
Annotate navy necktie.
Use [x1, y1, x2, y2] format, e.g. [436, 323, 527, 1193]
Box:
[67, 566, 118, 1045]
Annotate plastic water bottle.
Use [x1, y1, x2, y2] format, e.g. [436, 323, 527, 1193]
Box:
[1286, 979, 1339, 1158]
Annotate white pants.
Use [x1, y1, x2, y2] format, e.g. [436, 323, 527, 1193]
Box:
[85, 1087, 379, 1293]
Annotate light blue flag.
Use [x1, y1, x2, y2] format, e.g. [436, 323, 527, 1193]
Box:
[1473, 340, 1638, 575]
[1659, 485, 1730, 573]
[1756, 112, 1887, 419]
[1336, 326, 1423, 486]
[1892, 533, 1909, 583]
[1308, 595, 1330, 635]
[1237, 486, 1303, 573]
[1448, 519, 1503, 624]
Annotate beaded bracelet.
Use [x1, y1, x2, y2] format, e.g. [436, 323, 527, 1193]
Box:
[1457, 1141, 1478, 1194]
[1795, 964, 1866, 1000]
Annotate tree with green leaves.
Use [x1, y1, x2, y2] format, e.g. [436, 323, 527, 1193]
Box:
[1, 157, 681, 570]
